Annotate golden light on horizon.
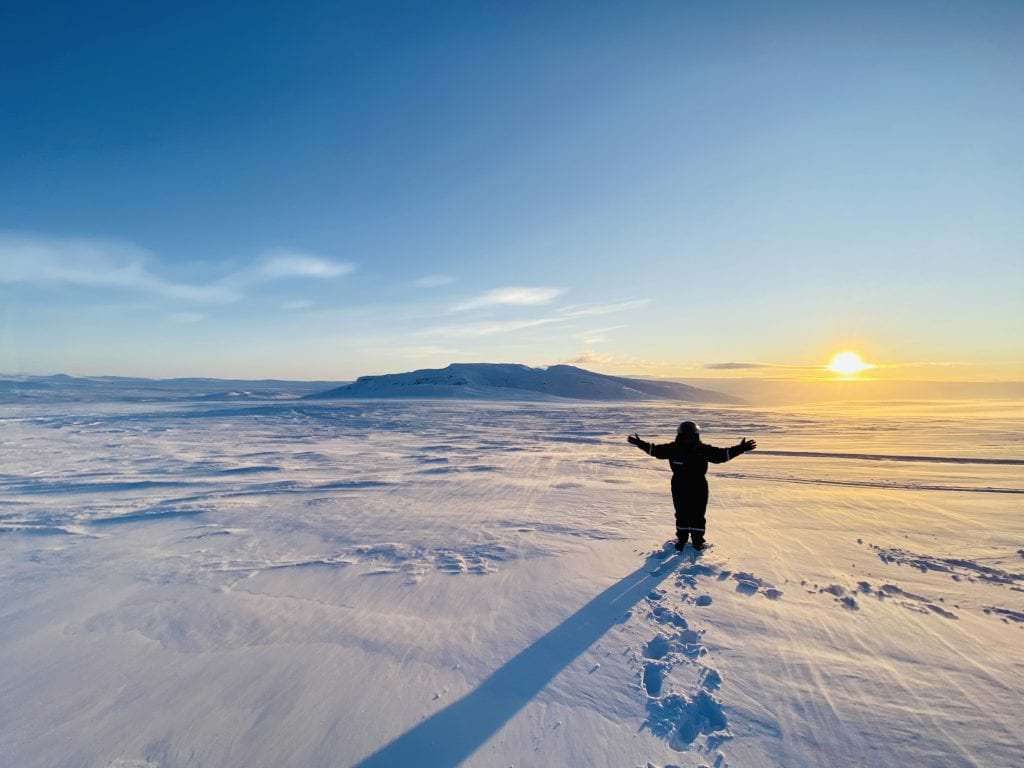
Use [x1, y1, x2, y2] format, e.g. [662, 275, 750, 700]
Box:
[827, 351, 875, 376]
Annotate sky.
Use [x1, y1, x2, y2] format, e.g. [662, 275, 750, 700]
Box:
[1, 1, 1022, 382]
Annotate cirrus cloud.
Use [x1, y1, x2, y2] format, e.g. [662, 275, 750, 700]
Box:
[451, 286, 564, 312]
[424, 297, 651, 338]
[0, 232, 240, 303]
[704, 362, 772, 370]
[420, 317, 562, 338]
[255, 248, 354, 279]
[0, 233, 356, 307]
[556, 298, 651, 318]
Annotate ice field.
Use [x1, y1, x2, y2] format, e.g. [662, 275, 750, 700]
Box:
[2, 397, 1023, 767]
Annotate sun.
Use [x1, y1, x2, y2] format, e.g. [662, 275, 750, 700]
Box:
[827, 351, 875, 376]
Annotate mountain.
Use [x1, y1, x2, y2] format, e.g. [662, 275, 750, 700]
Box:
[305, 363, 740, 403]
[0, 374, 345, 403]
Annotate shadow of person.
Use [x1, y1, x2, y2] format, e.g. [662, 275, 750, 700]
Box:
[355, 549, 684, 767]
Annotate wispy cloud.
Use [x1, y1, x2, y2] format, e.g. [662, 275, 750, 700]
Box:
[564, 350, 614, 366]
[426, 298, 647, 338]
[451, 286, 564, 312]
[281, 299, 314, 310]
[577, 324, 627, 345]
[420, 317, 562, 338]
[0, 232, 240, 303]
[412, 274, 456, 288]
[556, 298, 651, 318]
[562, 350, 663, 371]
[704, 362, 772, 370]
[880, 360, 986, 369]
[169, 311, 205, 323]
[704, 361, 822, 371]
[255, 248, 354, 279]
[0, 234, 355, 307]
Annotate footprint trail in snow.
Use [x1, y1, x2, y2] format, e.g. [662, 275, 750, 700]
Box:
[635, 544, 784, 765]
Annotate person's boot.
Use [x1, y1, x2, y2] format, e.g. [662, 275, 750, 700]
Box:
[691, 534, 706, 551]
[675, 530, 689, 551]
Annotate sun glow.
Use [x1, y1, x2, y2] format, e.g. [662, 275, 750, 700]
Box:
[827, 351, 875, 376]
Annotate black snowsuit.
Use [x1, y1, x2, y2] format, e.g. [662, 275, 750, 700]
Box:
[633, 437, 742, 543]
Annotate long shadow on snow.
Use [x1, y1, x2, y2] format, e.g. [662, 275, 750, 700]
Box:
[355, 550, 683, 767]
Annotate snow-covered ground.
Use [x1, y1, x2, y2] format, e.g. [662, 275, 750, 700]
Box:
[2, 398, 1022, 767]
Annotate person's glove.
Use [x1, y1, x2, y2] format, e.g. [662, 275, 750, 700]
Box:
[627, 432, 642, 446]
[738, 438, 757, 453]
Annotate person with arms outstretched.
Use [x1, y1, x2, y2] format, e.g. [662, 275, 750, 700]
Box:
[628, 421, 756, 551]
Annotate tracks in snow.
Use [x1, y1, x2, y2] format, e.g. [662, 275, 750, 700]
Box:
[634, 545, 784, 766]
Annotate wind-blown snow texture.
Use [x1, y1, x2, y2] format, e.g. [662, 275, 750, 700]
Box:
[307, 363, 739, 403]
[2, 395, 1023, 767]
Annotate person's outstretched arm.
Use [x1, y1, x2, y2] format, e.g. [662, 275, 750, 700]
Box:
[703, 437, 757, 464]
[627, 433, 672, 459]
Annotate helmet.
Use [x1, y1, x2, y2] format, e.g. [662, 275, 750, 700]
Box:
[677, 421, 700, 437]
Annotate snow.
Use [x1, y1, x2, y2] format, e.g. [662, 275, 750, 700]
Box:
[2, 395, 1023, 767]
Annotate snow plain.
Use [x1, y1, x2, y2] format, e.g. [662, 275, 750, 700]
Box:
[2, 397, 1022, 767]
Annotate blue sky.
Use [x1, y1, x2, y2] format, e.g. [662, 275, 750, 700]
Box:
[1, 1, 1022, 380]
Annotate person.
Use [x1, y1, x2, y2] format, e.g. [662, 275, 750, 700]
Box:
[627, 421, 756, 550]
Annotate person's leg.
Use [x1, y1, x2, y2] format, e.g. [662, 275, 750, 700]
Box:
[672, 481, 688, 549]
[690, 484, 709, 549]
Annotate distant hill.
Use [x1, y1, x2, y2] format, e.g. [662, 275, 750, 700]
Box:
[0, 374, 345, 403]
[306, 363, 740, 403]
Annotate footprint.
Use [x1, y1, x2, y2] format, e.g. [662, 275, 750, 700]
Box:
[645, 635, 672, 660]
[734, 580, 758, 596]
[678, 563, 719, 588]
[647, 690, 730, 750]
[676, 628, 701, 646]
[731, 571, 783, 600]
[650, 605, 689, 630]
[815, 585, 856, 610]
[643, 662, 667, 697]
[694, 595, 713, 606]
[699, 667, 722, 691]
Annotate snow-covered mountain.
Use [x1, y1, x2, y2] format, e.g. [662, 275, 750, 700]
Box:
[0, 374, 344, 403]
[306, 363, 740, 403]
